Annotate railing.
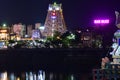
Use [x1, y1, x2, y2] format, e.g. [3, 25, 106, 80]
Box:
[93, 64, 120, 80]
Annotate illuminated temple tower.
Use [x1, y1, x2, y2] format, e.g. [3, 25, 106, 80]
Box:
[43, 2, 67, 37]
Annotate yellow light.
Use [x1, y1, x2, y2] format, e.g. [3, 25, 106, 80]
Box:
[17, 77, 20, 80]
[57, 36, 60, 39]
[2, 72, 7, 80]
[0, 30, 7, 33]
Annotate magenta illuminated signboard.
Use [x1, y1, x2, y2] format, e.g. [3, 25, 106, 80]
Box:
[94, 19, 109, 24]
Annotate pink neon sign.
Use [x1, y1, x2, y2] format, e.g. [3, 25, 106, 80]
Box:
[94, 19, 109, 24]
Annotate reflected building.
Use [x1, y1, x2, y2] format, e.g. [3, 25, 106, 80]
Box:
[0, 72, 7, 80]
[9, 73, 15, 80]
[21, 72, 26, 80]
[29, 72, 33, 80]
[38, 70, 45, 80]
[26, 72, 29, 80]
[33, 73, 37, 80]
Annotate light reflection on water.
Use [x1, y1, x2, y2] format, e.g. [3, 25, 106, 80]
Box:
[0, 70, 46, 80]
[0, 70, 77, 80]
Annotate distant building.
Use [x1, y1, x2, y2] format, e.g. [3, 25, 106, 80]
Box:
[13, 24, 22, 35]
[39, 26, 45, 37]
[35, 23, 41, 29]
[81, 30, 93, 47]
[80, 29, 102, 48]
[0, 26, 10, 40]
[32, 29, 42, 39]
[27, 25, 33, 38]
[12, 23, 26, 39]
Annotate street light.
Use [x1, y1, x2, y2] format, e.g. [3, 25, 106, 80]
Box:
[3, 23, 7, 27]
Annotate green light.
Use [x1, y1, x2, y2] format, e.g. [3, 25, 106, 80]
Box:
[67, 33, 75, 39]
[54, 2, 57, 6]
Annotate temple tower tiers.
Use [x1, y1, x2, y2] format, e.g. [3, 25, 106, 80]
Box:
[43, 2, 67, 37]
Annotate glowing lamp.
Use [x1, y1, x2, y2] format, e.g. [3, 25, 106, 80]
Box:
[52, 12, 56, 16]
[49, 7, 53, 11]
[56, 7, 60, 10]
[51, 12, 56, 19]
[3, 24, 7, 27]
[0, 30, 7, 33]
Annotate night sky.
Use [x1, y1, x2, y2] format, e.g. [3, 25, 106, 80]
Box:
[0, 0, 120, 29]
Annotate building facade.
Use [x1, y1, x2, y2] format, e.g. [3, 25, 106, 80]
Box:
[27, 25, 33, 38]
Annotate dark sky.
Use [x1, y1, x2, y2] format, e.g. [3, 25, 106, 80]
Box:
[0, 0, 119, 29]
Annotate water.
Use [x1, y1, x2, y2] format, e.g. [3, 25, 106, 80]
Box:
[0, 70, 91, 80]
[0, 70, 45, 80]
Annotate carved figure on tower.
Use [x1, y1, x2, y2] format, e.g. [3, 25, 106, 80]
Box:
[109, 11, 120, 64]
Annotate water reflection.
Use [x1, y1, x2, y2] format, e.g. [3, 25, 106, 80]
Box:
[0, 71, 7, 80]
[0, 70, 79, 80]
[0, 70, 46, 80]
